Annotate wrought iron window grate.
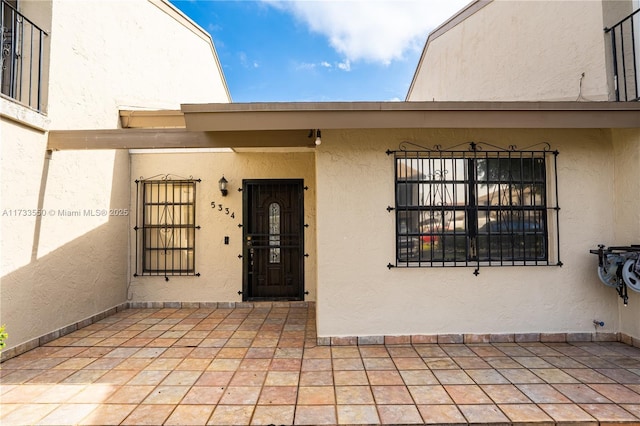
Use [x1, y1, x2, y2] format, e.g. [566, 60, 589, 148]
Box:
[605, 8, 640, 102]
[387, 142, 561, 273]
[1, 0, 48, 112]
[134, 175, 200, 278]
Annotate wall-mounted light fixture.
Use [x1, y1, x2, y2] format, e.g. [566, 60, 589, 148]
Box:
[309, 129, 322, 146]
[218, 176, 228, 196]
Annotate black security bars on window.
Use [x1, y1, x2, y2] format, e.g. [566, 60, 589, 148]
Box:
[605, 8, 640, 102]
[134, 175, 201, 279]
[1, 0, 48, 112]
[387, 142, 561, 273]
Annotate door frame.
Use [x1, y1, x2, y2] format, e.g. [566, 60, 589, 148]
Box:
[241, 179, 305, 301]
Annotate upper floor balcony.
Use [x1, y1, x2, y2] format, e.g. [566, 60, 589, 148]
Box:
[1, 0, 48, 112]
[606, 8, 640, 101]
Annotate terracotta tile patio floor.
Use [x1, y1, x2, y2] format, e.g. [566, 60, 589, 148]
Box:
[2, 304, 640, 425]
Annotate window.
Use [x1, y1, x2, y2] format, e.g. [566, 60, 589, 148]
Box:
[390, 142, 560, 270]
[134, 176, 200, 277]
[1, 0, 48, 112]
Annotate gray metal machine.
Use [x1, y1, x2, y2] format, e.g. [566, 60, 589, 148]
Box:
[591, 245, 640, 305]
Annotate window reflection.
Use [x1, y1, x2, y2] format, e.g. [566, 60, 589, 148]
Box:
[396, 154, 548, 263]
[141, 181, 197, 274]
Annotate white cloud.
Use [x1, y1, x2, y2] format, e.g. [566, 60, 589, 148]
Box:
[239, 51, 260, 68]
[297, 60, 353, 72]
[296, 62, 317, 70]
[262, 0, 470, 64]
[337, 59, 351, 71]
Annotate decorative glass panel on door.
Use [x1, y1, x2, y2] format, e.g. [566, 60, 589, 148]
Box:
[269, 202, 281, 263]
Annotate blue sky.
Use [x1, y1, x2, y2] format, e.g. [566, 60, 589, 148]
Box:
[170, 0, 470, 102]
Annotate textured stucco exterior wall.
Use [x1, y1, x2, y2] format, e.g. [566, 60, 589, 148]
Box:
[1, 119, 49, 275]
[47, 0, 229, 129]
[612, 129, 640, 247]
[315, 128, 624, 339]
[1, 0, 229, 352]
[0, 114, 130, 350]
[128, 151, 317, 303]
[1, 140, 130, 350]
[409, 1, 610, 101]
[612, 129, 640, 339]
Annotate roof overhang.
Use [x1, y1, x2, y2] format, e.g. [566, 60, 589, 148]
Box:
[118, 109, 185, 128]
[48, 101, 640, 150]
[47, 129, 314, 151]
[181, 101, 640, 131]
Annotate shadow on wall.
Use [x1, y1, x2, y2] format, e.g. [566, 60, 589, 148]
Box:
[0, 150, 130, 353]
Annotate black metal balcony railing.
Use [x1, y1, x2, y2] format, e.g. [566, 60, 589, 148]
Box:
[605, 8, 640, 102]
[1, 0, 47, 112]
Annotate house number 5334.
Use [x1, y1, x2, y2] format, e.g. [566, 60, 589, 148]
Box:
[211, 201, 235, 219]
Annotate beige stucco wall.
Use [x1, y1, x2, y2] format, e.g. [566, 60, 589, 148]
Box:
[315, 128, 628, 339]
[409, 0, 611, 101]
[47, 0, 229, 129]
[128, 151, 317, 303]
[1, 118, 49, 276]
[0, 113, 130, 351]
[1, 0, 229, 353]
[612, 129, 640, 340]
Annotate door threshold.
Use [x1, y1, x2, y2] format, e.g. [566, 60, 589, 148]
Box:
[246, 297, 304, 302]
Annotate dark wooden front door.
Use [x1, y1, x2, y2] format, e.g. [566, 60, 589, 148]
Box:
[243, 180, 304, 300]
